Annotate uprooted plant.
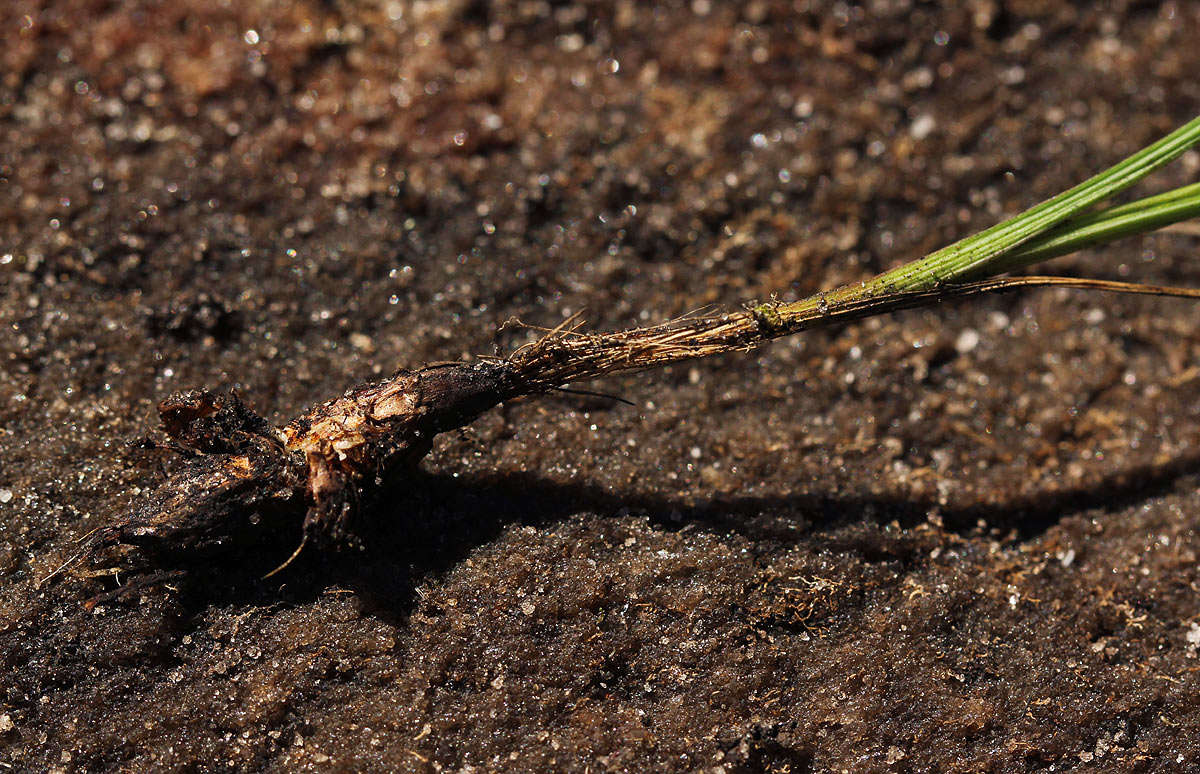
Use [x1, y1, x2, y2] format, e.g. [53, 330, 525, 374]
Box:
[43, 114, 1200, 585]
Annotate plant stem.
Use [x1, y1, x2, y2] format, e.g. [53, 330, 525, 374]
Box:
[507, 115, 1200, 387]
[854, 114, 1200, 296]
[968, 181, 1200, 275]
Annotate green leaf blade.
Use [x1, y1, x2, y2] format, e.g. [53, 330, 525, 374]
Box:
[859, 115, 1200, 295]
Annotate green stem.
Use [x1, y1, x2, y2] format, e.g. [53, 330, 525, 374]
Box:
[820, 115, 1200, 307]
[972, 181, 1200, 275]
[515, 117, 1200, 387]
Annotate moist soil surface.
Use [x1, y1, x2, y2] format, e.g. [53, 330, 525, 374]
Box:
[3, 2, 1200, 771]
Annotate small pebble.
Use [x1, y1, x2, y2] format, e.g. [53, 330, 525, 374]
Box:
[954, 329, 980, 354]
[910, 114, 936, 139]
[349, 332, 374, 352]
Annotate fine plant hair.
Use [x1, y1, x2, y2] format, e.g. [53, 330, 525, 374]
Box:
[41, 115, 1200, 586]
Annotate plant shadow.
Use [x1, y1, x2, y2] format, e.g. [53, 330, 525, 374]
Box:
[334, 448, 1200, 625]
[152, 448, 1200, 624]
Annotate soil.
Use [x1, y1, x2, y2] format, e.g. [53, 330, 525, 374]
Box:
[3, 1, 1200, 771]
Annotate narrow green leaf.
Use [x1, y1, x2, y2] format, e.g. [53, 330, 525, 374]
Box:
[857, 115, 1200, 295]
[977, 181, 1200, 274]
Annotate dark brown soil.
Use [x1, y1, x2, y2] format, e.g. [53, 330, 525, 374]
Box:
[3, 1, 1200, 771]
